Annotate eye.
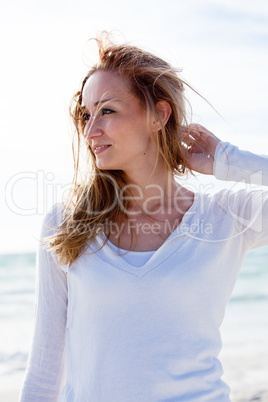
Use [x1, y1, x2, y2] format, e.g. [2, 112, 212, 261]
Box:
[101, 108, 114, 116]
[82, 112, 90, 122]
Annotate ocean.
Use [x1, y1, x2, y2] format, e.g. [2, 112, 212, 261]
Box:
[0, 247, 268, 399]
[0, 253, 36, 379]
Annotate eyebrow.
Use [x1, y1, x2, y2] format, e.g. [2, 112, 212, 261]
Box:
[81, 98, 121, 109]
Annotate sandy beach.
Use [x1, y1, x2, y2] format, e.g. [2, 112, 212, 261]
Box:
[0, 390, 21, 402]
[0, 372, 24, 402]
[221, 353, 268, 401]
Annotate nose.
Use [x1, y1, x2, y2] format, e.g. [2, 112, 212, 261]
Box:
[84, 116, 103, 141]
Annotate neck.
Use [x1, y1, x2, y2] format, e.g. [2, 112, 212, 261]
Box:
[122, 167, 181, 215]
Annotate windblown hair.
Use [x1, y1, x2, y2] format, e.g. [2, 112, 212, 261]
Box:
[46, 33, 193, 266]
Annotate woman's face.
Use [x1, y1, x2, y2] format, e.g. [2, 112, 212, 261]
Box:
[81, 70, 158, 173]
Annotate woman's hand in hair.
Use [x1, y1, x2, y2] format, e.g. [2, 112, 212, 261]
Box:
[182, 124, 220, 175]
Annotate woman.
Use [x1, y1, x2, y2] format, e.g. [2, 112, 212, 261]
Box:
[20, 35, 268, 401]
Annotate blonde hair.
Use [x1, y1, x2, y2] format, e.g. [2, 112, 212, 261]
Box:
[46, 34, 192, 266]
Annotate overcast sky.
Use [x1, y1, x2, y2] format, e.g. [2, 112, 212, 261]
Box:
[1, 0, 268, 253]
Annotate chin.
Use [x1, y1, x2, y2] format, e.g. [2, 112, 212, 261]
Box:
[96, 156, 123, 170]
[96, 162, 120, 171]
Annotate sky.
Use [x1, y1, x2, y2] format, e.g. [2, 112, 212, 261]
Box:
[1, 0, 268, 253]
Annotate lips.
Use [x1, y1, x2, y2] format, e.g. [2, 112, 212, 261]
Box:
[93, 144, 111, 154]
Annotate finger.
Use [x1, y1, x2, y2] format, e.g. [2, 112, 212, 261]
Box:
[181, 130, 201, 147]
[188, 141, 206, 154]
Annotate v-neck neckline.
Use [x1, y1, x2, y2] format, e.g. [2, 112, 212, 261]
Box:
[88, 192, 200, 277]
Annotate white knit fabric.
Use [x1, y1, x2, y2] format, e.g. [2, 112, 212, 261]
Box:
[19, 142, 268, 402]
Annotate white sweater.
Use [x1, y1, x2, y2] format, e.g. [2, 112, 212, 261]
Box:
[19, 142, 268, 402]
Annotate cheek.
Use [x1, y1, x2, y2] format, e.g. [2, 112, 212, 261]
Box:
[83, 120, 91, 139]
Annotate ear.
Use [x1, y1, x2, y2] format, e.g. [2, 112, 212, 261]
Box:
[152, 100, 172, 131]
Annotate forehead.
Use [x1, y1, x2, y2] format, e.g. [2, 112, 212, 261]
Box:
[82, 70, 133, 107]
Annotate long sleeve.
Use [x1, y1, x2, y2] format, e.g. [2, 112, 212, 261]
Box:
[213, 141, 268, 249]
[19, 205, 68, 401]
[214, 141, 268, 186]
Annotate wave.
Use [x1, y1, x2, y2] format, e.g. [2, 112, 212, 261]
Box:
[230, 294, 268, 303]
[0, 351, 28, 375]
